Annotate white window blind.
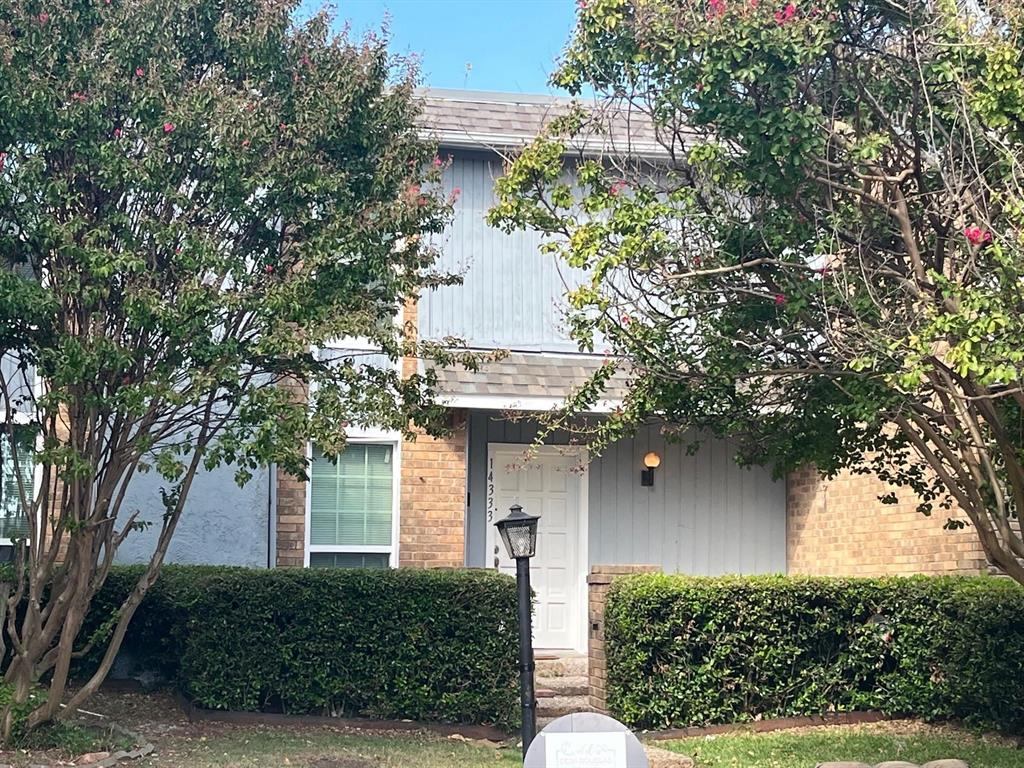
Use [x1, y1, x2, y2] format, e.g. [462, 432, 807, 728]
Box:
[308, 443, 395, 567]
[0, 430, 33, 542]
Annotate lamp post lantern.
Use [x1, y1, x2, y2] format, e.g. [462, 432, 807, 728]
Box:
[494, 503, 541, 757]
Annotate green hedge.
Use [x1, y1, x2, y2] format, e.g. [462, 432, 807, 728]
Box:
[81, 566, 518, 727]
[605, 574, 1024, 733]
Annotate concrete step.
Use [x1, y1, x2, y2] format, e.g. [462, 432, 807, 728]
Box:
[537, 694, 594, 719]
[536, 675, 589, 697]
[534, 655, 587, 678]
[538, 715, 559, 730]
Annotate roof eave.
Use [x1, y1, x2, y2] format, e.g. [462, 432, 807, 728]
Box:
[425, 130, 674, 160]
[437, 392, 622, 414]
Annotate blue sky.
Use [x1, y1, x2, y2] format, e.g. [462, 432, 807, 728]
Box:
[316, 0, 579, 94]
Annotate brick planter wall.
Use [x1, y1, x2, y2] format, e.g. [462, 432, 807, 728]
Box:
[588, 564, 661, 713]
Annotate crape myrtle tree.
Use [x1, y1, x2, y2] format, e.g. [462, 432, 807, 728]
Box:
[0, 0, 470, 738]
[490, 0, 1024, 580]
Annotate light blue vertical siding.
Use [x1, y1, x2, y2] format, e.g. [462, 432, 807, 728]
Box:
[466, 411, 786, 574]
[421, 152, 589, 352]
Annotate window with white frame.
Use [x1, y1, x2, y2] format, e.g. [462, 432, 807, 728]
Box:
[307, 442, 398, 569]
[0, 428, 34, 543]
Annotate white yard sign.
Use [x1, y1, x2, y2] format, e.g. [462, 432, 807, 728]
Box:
[523, 711, 648, 768]
[544, 732, 628, 768]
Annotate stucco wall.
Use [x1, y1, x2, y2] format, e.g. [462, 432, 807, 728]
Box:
[115, 463, 271, 568]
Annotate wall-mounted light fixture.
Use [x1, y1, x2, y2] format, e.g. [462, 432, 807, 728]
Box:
[641, 451, 661, 487]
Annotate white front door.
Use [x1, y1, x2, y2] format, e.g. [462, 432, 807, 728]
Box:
[486, 445, 586, 651]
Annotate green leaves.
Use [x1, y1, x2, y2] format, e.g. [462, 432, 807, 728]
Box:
[491, 0, 1024, 583]
[0, 0, 459, 485]
[77, 565, 520, 727]
[606, 573, 1024, 732]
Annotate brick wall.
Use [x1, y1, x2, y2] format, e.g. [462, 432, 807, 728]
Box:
[398, 412, 468, 567]
[274, 293, 469, 569]
[275, 376, 309, 567]
[395, 294, 468, 567]
[587, 564, 661, 713]
[787, 465, 988, 576]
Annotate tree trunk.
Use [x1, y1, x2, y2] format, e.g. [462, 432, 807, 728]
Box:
[1, 655, 36, 743]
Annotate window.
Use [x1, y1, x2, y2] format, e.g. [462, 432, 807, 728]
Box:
[0, 428, 33, 543]
[307, 442, 397, 568]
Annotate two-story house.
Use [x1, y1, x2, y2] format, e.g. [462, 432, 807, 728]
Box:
[270, 89, 988, 653]
[0, 89, 989, 655]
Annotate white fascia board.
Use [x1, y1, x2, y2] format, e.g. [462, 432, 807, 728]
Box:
[426, 131, 672, 160]
[438, 393, 621, 414]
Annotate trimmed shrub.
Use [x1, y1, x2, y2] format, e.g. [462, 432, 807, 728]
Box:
[79, 566, 518, 727]
[605, 574, 1024, 733]
[80, 565, 237, 679]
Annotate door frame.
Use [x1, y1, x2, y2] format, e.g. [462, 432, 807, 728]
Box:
[485, 442, 589, 653]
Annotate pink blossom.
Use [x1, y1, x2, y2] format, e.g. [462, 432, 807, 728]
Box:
[113, 127, 123, 138]
[707, 0, 726, 18]
[301, 54, 312, 68]
[774, 2, 797, 23]
[964, 226, 992, 246]
[163, 122, 175, 133]
[774, 293, 787, 306]
[135, 67, 144, 77]
[749, 0, 759, 6]
[279, 122, 287, 132]
[450, 187, 462, 201]
[71, 91, 87, 103]
[432, 156, 443, 168]
[37, 11, 49, 23]
[610, 180, 628, 196]
[264, 264, 274, 274]
[620, 313, 632, 325]
[0, 152, 6, 170]
[241, 138, 251, 148]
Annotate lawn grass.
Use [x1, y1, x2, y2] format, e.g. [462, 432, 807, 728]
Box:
[662, 722, 1024, 768]
[136, 727, 523, 768]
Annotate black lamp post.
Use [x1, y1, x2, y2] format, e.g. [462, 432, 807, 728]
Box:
[494, 503, 541, 758]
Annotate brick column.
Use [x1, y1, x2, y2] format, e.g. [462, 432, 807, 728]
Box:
[588, 564, 660, 713]
[398, 411, 467, 567]
[396, 294, 468, 568]
[275, 377, 309, 567]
